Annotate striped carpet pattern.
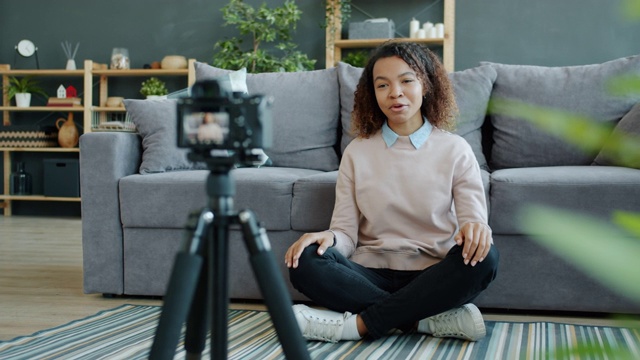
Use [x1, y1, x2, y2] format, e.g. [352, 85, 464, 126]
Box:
[1, 304, 639, 359]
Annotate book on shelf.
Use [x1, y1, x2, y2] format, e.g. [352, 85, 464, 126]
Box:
[47, 97, 82, 107]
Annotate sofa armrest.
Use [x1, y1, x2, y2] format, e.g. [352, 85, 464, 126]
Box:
[79, 132, 141, 294]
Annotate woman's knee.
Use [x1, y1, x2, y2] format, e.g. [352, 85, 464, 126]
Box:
[288, 245, 323, 287]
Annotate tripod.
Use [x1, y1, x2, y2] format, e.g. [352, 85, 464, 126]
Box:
[149, 158, 310, 359]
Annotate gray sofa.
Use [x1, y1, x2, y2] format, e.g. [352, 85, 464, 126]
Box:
[80, 57, 640, 314]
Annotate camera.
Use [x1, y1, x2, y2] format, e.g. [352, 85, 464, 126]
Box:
[177, 78, 272, 165]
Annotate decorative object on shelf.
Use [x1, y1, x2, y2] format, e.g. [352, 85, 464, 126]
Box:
[348, 18, 395, 39]
[61, 41, 80, 70]
[13, 39, 40, 69]
[0, 125, 58, 148]
[57, 84, 66, 98]
[9, 162, 33, 195]
[140, 77, 168, 99]
[110, 48, 130, 69]
[106, 96, 125, 108]
[212, 0, 315, 73]
[161, 55, 187, 69]
[56, 112, 79, 148]
[410, 18, 420, 38]
[2, 76, 47, 108]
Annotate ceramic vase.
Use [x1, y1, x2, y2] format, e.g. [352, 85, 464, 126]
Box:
[56, 113, 80, 148]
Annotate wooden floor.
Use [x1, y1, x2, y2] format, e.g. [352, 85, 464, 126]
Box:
[0, 216, 636, 341]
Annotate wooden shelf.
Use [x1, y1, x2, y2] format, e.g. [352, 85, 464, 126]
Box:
[325, 0, 455, 71]
[0, 147, 79, 152]
[0, 106, 84, 112]
[0, 194, 81, 202]
[1, 59, 196, 215]
[0, 69, 84, 76]
[334, 38, 445, 48]
[92, 68, 189, 77]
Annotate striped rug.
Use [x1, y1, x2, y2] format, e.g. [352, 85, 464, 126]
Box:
[1, 304, 639, 359]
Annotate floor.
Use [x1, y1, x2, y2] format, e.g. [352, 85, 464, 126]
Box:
[0, 215, 635, 341]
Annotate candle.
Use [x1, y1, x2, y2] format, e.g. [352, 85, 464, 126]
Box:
[435, 23, 444, 38]
[417, 29, 427, 39]
[410, 18, 420, 38]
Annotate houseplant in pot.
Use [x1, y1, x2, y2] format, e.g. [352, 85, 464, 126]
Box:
[3, 76, 47, 107]
[140, 77, 168, 99]
[212, 0, 315, 73]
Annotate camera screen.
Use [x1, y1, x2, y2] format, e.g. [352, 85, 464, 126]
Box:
[182, 111, 230, 146]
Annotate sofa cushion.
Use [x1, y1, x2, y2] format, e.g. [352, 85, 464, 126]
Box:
[195, 62, 340, 171]
[448, 65, 497, 171]
[124, 99, 207, 174]
[489, 166, 640, 234]
[291, 171, 339, 231]
[336, 62, 496, 170]
[593, 101, 640, 169]
[119, 167, 322, 231]
[486, 55, 640, 169]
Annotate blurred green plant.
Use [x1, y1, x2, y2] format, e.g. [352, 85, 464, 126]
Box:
[488, 1, 640, 357]
[212, 0, 316, 73]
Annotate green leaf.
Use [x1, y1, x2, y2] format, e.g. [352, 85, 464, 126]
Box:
[607, 75, 640, 96]
[613, 211, 640, 238]
[621, 0, 640, 20]
[520, 205, 640, 302]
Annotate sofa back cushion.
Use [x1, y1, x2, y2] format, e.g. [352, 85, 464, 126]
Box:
[336, 62, 497, 170]
[486, 55, 640, 169]
[195, 62, 340, 171]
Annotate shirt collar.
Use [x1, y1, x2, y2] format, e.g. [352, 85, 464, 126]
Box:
[382, 118, 433, 149]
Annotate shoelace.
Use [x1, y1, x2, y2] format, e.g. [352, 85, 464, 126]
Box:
[429, 310, 465, 337]
[303, 314, 344, 342]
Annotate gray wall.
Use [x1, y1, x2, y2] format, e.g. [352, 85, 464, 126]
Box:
[1, 0, 639, 72]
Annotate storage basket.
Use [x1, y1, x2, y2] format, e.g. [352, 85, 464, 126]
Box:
[91, 111, 136, 132]
[0, 126, 58, 147]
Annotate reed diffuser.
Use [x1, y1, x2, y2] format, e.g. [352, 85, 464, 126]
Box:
[61, 41, 80, 70]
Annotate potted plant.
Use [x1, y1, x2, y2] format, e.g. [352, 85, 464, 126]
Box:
[212, 0, 315, 73]
[3, 76, 47, 108]
[140, 77, 168, 99]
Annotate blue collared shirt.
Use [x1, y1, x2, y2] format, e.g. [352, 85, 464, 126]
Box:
[382, 119, 433, 149]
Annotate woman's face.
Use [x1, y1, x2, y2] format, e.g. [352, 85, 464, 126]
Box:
[372, 56, 425, 136]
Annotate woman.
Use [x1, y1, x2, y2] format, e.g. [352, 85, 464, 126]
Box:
[285, 42, 499, 343]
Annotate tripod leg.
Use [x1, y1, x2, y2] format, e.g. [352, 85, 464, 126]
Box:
[149, 209, 213, 360]
[238, 209, 311, 360]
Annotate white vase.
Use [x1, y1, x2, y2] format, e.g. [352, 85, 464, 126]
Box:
[66, 59, 77, 70]
[15, 93, 31, 108]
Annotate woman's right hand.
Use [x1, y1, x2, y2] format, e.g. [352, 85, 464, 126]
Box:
[285, 231, 334, 269]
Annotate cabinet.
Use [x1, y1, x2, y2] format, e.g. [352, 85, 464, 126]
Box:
[325, 0, 455, 72]
[1, 59, 196, 216]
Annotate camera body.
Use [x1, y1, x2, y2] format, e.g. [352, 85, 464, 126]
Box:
[177, 79, 272, 165]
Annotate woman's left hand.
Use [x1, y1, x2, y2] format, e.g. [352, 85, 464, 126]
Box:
[454, 222, 493, 267]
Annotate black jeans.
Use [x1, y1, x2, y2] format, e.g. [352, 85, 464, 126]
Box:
[289, 244, 499, 339]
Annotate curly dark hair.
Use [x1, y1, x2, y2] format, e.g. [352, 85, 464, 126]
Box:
[351, 41, 457, 138]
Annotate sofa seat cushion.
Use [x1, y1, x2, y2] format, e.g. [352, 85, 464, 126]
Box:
[489, 166, 640, 234]
[486, 55, 640, 169]
[119, 167, 322, 230]
[291, 171, 339, 232]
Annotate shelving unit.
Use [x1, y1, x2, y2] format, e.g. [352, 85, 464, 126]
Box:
[0, 59, 196, 216]
[325, 0, 455, 72]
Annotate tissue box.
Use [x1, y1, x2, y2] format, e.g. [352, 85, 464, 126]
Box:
[349, 20, 395, 40]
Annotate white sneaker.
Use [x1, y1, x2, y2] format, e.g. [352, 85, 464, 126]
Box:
[292, 304, 351, 343]
[418, 304, 486, 341]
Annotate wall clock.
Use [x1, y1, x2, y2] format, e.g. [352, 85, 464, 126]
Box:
[14, 39, 41, 69]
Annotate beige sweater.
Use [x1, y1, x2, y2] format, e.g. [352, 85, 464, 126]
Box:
[331, 128, 487, 270]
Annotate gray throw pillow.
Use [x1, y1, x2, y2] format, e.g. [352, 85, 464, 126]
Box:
[125, 98, 206, 174]
[485, 55, 640, 169]
[336, 62, 496, 170]
[593, 101, 640, 169]
[195, 62, 340, 172]
[449, 65, 497, 170]
[336, 62, 363, 154]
